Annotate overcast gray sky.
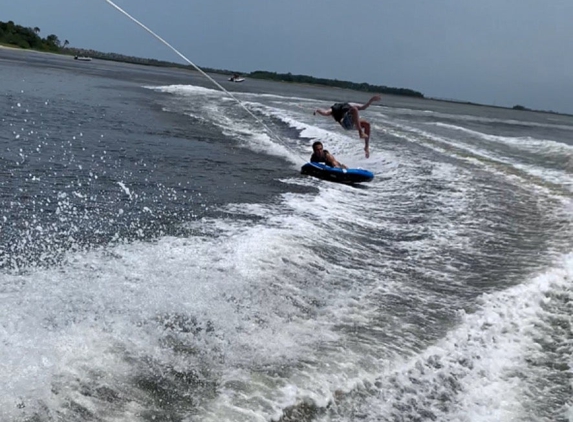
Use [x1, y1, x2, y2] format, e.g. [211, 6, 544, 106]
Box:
[4, 1, 573, 113]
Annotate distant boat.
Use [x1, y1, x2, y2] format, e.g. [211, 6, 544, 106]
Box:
[74, 55, 92, 61]
[228, 75, 245, 83]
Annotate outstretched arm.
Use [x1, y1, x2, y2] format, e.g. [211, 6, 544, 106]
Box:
[353, 94, 381, 111]
[326, 152, 347, 169]
[313, 108, 332, 117]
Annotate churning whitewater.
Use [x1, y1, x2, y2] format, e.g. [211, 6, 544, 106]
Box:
[1, 49, 572, 422]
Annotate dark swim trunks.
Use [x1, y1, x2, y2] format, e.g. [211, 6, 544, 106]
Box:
[331, 103, 354, 130]
[330, 103, 352, 122]
[340, 113, 355, 130]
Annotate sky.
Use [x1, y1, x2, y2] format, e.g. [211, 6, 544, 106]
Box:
[3, 0, 573, 114]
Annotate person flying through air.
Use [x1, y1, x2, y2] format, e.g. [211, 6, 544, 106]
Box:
[314, 94, 381, 158]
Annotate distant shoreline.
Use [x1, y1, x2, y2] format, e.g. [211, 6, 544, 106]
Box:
[0, 43, 23, 51]
[1, 43, 571, 117]
[0, 42, 60, 56]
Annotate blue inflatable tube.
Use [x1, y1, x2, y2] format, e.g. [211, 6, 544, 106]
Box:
[301, 162, 374, 184]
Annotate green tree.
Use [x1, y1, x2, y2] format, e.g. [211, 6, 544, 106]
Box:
[45, 34, 60, 48]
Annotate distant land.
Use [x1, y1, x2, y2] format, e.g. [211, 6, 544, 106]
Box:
[1, 19, 569, 116]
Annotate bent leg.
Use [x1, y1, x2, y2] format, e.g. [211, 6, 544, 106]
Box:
[361, 120, 371, 139]
[349, 107, 366, 139]
[361, 120, 371, 158]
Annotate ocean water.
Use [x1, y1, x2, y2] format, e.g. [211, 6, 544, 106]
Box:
[1, 49, 572, 422]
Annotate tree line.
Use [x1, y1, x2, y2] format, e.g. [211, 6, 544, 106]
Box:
[0, 19, 426, 98]
[249, 71, 424, 98]
[0, 20, 68, 51]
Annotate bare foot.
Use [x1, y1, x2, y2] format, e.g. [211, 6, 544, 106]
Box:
[364, 146, 370, 158]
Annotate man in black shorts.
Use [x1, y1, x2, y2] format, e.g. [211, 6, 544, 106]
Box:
[313, 94, 381, 158]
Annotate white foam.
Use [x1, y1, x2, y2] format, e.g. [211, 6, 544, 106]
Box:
[347, 253, 573, 422]
[394, 107, 573, 132]
[3, 195, 399, 419]
[434, 122, 573, 156]
[384, 120, 573, 192]
[148, 84, 392, 167]
[6, 82, 564, 420]
[116, 181, 133, 199]
[146, 84, 223, 97]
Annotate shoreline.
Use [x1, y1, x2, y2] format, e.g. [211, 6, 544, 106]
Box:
[0, 43, 63, 57]
[1, 44, 571, 117]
